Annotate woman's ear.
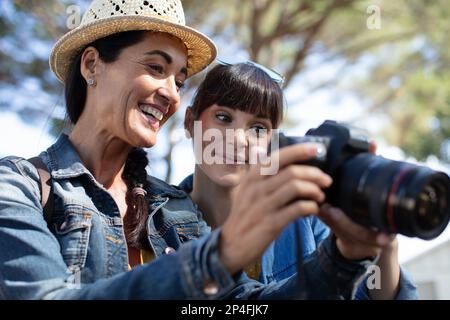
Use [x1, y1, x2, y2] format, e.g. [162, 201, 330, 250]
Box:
[80, 46, 101, 85]
[184, 106, 194, 139]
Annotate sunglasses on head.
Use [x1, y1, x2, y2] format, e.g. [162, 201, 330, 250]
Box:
[216, 59, 285, 86]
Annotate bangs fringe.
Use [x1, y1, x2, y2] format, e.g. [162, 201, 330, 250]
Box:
[192, 63, 284, 127]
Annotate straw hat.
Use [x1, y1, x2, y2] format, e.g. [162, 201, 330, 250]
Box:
[50, 0, 217, 83]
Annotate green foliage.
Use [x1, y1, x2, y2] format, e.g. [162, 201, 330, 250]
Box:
[1, 0, 449, 167]
[348, 0, 450, 161]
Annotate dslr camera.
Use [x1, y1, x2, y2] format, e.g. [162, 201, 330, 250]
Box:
[277, 120, 450, 240]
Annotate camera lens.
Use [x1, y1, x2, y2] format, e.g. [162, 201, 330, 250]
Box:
[394, 170, 450, 239]
[417, 184, 442, 230]
[332, 153, 450, 240]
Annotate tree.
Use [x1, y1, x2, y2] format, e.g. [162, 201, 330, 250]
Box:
[184, 0, 449, 163]
[0, 0, 82, 123]
[1, 0, 448, 183]
[346, 0, 450, 162]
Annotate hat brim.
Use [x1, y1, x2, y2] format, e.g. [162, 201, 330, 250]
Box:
[50, 15, 217, 83]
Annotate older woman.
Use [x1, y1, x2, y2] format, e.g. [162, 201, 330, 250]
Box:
[0, 0, 375, 300]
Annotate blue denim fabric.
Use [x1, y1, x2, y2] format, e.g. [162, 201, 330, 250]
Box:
[179, 174, 418, 299]
[0, 135, 372, 299]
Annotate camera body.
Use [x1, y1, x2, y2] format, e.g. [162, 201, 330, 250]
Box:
[278, 120, 371, 173]
[277, 120, 450, 240]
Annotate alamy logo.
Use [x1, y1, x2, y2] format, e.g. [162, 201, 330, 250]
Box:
[191, 121, 280, 175]
[367, 5, 381, 30]
[66, 5, 81, 30]
[365, 265, 381, 290]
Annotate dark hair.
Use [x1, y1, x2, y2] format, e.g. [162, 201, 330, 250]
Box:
[122, 148, 151, 250]
[65, 30, 147, 124]
[190, 63, 284, 127]
[65, 30, 151, 250]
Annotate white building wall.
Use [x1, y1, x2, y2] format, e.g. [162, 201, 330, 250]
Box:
[403, 241, 450, 299]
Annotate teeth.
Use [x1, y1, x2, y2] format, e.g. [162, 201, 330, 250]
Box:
[139, 104, 163, 121]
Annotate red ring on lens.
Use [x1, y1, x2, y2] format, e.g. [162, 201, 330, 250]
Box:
[386, 167, 414, 233]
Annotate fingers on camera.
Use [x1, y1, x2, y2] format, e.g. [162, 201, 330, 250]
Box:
[319, 207, 387, 247]
[277, 143, 321, 169]
[264, 165, 332, 196]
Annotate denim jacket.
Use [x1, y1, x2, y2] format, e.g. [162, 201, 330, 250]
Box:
[0, 134, 372, 300]
[180, 174, 418, 299]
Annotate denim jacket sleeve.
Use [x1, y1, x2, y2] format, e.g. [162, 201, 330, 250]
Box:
[353, 265, 418, 300]
[312, 219, 418, 300]
[0, 158, 238, 299]
[223, 234, 374, 300]
[311, 216, 330, 245]
[0, 158, 374, 300]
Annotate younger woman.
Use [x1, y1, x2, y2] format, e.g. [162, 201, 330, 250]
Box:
[181, 62, 418, 299]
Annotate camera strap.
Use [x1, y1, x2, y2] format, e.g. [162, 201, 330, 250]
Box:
[28, 156, 54, 226]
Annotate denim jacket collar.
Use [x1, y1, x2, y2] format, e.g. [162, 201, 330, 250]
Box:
[146, 174, 187, 199]
[46, 134, 92, 180]
[178, 174, 194, 194]
[44, 134, 187, 199]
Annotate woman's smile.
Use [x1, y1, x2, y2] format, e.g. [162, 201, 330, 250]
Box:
[138, 103, 167, 130]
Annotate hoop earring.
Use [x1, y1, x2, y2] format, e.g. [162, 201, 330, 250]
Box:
[87, 78, 96, 87]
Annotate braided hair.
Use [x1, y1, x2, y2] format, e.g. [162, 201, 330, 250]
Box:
[122, 148, 151, 250]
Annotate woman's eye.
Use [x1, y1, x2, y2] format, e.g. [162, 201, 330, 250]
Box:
[216, 113, 232, 123]
[148, 64, 164, 74]
[248, 125, 268, 138]
[176, 81, 185, 90]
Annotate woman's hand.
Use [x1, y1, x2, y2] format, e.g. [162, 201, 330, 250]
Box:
[318, 205, 391, 260]
[370, 237, 401, 300]
[318, 205, 401, 299]
[220, 143, 332, 275]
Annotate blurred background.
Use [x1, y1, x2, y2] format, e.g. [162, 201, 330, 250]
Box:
[1, 0, 449, 298]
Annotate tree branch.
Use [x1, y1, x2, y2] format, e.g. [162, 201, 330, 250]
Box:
[249, 0, 275, 60]
[282, 0, 357, 87]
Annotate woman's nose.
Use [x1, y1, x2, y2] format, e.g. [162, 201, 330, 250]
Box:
[234, 129, 248, 147]
[156, 77, 180, 107]
[225, 128, 248, 157]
